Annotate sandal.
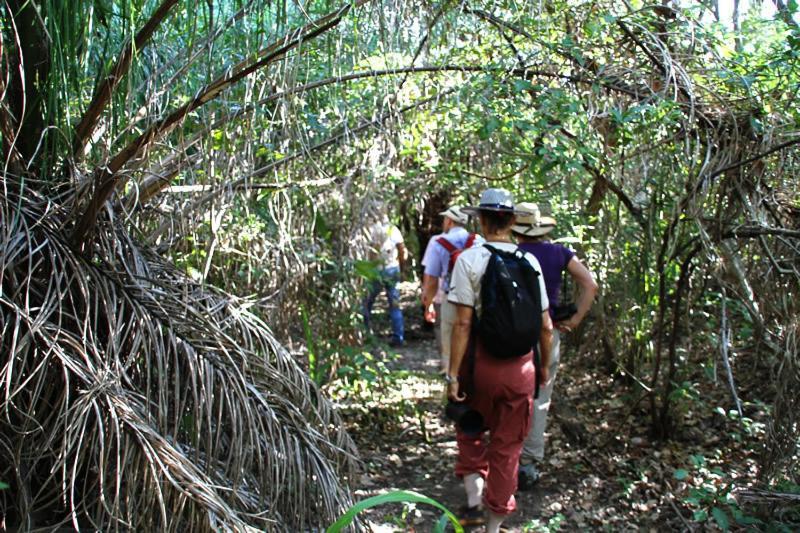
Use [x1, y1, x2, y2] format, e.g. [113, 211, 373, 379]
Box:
[457, 504, 486, 527]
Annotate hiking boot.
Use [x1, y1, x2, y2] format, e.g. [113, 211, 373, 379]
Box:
[388, 338, 404, 348]
[457, 504, 486, 527]
[517, 462, 541, 491]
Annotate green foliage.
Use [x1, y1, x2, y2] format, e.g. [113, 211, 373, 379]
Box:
[677, 455, 754, 530]
[327, 490, 462, 533]
[522, 513, 566, 532]
[5, 0, 800, 526]
[353, 260, 381, 281]
[674, 454, 800, 531]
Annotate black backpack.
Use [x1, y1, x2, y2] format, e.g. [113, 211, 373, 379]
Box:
[476, 244, 543, 359]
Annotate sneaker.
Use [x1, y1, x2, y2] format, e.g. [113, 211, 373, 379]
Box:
[457, 504, 486, 527]
[517, 462, 541, 491]
[388, 338, 404, 348]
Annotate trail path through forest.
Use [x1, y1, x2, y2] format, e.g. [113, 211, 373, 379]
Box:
[344, 280, 765, 531]
[347, 281, 671, 532]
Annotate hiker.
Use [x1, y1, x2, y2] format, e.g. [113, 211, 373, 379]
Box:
[421, 206, 481, 373]
[362, 212, 406, 347]
[511, 202, 598, 489]
[445, 189, 553, 533]
[421, 230, 446, 350]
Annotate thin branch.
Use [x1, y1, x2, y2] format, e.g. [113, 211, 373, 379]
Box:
[463, 6, 525, 64]
[464, 6, 535, 40]
[147, 89, 455, 239]
[580, 155, 645, 224]
[397, 0, 453, 90]
[462, 162, 528, 181]
[720, 290, 744, 418]
[615, 18, 694, 104]
[244, 89, 454, 181]
[772, 0, 800, 30]
[133, 64, 611, 206]
[708, 137, 800, 180]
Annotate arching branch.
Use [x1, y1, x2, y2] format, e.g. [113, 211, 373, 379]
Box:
[71, 1, 365, 248]
[131, 64, 633, 206]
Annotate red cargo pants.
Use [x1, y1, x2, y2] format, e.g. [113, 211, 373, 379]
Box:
[454, 339, 535, 515]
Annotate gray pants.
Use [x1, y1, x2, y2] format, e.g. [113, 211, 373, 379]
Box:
[521, 329, 561, 463]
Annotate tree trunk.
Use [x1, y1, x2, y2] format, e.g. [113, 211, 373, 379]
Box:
[5, 0, 49, 172]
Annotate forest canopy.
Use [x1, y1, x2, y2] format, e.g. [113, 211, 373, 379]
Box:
[1, 0, 798, 529]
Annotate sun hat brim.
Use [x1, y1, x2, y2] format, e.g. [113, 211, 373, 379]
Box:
[439, 208, 468, 225]
[462, 205, 533, 216]
[511, 217, 556, 237]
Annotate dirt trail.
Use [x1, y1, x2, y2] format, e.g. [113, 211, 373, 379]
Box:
[345, 279, 769, 532]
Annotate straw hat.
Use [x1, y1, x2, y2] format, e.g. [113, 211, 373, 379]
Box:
[511, 202, 556, 237]
[439, 206, 469, 225]
[461, 188, 533, 216]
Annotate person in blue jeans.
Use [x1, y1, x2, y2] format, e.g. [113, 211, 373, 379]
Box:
[362, 216, 406, 347]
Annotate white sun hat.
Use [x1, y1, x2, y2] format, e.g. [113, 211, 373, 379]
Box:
[510, 202, 556, 237]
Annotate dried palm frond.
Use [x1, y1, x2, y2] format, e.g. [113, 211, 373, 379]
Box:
[0, 174, 357, 530]
[760, 321, 800, 484]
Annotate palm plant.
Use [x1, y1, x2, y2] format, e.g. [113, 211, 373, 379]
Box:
[1, 0, 365, 528]
[0, 176, 357, 529]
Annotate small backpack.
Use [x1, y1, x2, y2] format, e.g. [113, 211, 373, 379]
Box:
[476, 244, 543, 359]
[437, 233, 477, 280]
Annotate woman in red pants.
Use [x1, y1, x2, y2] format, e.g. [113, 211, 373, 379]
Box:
[445, 188, 553, 533]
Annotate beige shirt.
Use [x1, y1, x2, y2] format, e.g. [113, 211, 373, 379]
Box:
[447, 242, 549, 317]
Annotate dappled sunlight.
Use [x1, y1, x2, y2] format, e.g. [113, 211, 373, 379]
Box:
[2, 0, 798, 529]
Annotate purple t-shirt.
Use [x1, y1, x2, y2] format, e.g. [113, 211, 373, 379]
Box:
[518, 241, 575, 316]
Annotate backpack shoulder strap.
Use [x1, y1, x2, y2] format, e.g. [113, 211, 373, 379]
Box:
[436, 236, 458, 253]
[483, 243, 525, 260]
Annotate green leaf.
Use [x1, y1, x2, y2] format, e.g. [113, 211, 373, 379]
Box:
[693, 509, 708, 521]
[712, 507, 730, 531]
[674, 469, 689, 480]
[689, 454, 706, 467]
[0, 481, 8, 489]
[327, 490, 463, 533]
[514, 120, 534, 131]
[354, 260, 380, 280]
[513, 79, 534, 93]
[478, 116, 502, 140]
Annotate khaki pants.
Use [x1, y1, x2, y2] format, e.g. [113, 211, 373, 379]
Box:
[433, 302, 442, 347]
[439, 299, 457, 371]
[521, 329, 561, 463]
